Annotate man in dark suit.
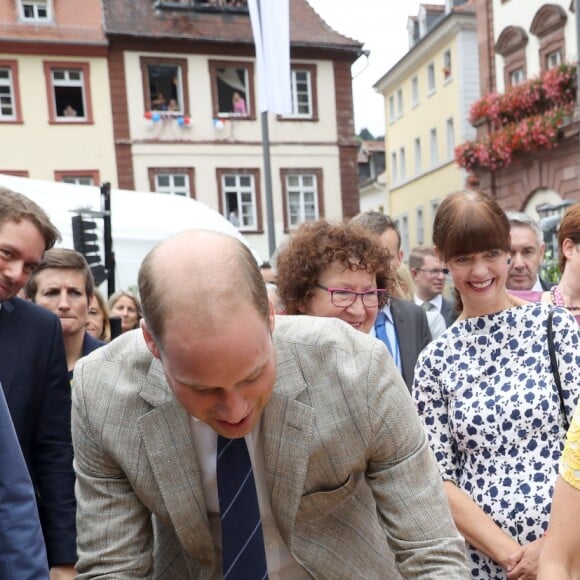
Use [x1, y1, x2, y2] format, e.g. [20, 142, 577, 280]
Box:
[409, 245, 457, 328]
[0, 188, 76, 578]
[350, 211, 432, 389]
[506, 211, 554, 291]
[0, 384, 49, 578]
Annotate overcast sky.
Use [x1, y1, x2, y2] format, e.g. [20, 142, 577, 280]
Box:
[306, 0, 425, 137]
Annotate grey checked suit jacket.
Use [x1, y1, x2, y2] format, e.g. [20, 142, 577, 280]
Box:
[72, 316, 468, 579]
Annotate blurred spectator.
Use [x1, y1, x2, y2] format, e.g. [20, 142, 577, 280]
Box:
[108, 290, 142, 333]
[232, 91, 247, 115]
[260, 261, 276, 284]
[87, 289, 111, 342]
[506, 211, 552, 291]
[25, 248, 105, 380]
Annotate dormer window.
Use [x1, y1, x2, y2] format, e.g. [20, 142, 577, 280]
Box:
[19, 0, 51, 22]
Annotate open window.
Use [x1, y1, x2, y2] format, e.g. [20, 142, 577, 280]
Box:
[209, 61, 254, 119]
[217, 169, 261, 231]
[141, 57, 188, 115]
[44, 62, 93, 123]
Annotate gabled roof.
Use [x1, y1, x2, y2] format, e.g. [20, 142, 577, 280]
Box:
[103, 0, 362, 54]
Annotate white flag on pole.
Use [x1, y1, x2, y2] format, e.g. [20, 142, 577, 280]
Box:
[248, 0, 292, 115]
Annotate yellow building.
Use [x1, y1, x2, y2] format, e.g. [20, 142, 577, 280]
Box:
[374, 1, 479, 256]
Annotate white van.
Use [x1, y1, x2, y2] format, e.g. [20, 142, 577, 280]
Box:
[0, 174, 258, 292]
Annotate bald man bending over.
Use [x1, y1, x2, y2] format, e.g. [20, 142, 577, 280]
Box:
[72, 230, 468, 579]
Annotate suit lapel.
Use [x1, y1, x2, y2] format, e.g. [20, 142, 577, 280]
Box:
[390, 299, 413, 385]
[0, 301, 20, 397]
[138, 359, 215, 564]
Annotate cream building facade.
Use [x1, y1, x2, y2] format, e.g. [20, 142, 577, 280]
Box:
[0, 0, 118, 186]
[374, 2, 479, 256]
[105, 0, 363, 263]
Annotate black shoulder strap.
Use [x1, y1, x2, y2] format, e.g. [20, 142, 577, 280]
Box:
[547, 309, 570, 431]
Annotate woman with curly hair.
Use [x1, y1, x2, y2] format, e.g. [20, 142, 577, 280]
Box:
[276, 219, 394, 334]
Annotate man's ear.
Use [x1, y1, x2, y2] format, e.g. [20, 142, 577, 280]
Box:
[539, 241, 546, 262]
[141, 319, 161, 360]
[268, 300, 276, 333]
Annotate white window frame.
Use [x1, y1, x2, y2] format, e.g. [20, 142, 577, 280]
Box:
[430, 127, 438, 167]
[0, 67, 16, 120]
[19, 0, 51, 22]
[411, 76, 419, 107]
[51, 68, 87, 121]
[222, 173, 257, 231]
[289, 69, 312, 118]
[397, 214, 409, 258]
[155, 173, 190, 196]
[510, 67, 525, 86]
[414, 137, 422, 175]
[416, 206, 424, 245]
[286, 173, 319, 228]
[146, 62, 185, 114]
[397, 89, 403, 118]
[389, 95, 395, 123]
[427, 63, 436, 95]
[446, 117, 455, 160]
[430, 199, 440, 221]
[391, 152, 398, 185]
[62, 176, 94, 186]
[546, 50, 562, 70]
[399, 147, 406, 182]
[443, 49, 452, 81]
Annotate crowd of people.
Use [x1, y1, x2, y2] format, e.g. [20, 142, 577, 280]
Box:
[1, 183, 579, 578]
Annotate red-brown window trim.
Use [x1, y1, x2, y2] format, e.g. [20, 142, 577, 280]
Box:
[216, 167, 262, 232]
[0, 60, 23, 124]
[147, 167, 196, 198]
[54, 170, 100, 185]
[0, 170, 29, 177]
[530, 4, 567, 74]
[277, 64, 319, 122]
[43, 61, 94, 124]
[280, 168, 324, 233]
[208, 60, 256, 121]
[495, 26, 528, 89]
[140, 57, 190, 116]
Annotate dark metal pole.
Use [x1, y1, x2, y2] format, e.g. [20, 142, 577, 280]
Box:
[101, 182, 115, 296]
[261, 111, 276, 258]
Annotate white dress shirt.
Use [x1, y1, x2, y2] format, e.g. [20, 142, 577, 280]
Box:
[190, 417, 309, 580]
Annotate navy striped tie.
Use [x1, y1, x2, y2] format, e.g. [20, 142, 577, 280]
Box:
[217, 435, 268, 580]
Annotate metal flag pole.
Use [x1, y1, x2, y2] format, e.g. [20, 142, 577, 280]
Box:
[249, 0, 291, 260]
[261, 109, 276, 258]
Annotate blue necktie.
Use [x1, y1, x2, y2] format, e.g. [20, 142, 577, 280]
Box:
[217, 435, 268, 580]
[375, 311, 400, 370]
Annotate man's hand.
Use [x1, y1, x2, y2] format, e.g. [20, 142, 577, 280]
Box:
[507, 536, 546, 580]
[50, 565, 76, 579]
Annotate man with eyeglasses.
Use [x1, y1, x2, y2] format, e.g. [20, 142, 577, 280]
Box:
[409, 246, 457, 329]
[350, 211, 432, 389]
